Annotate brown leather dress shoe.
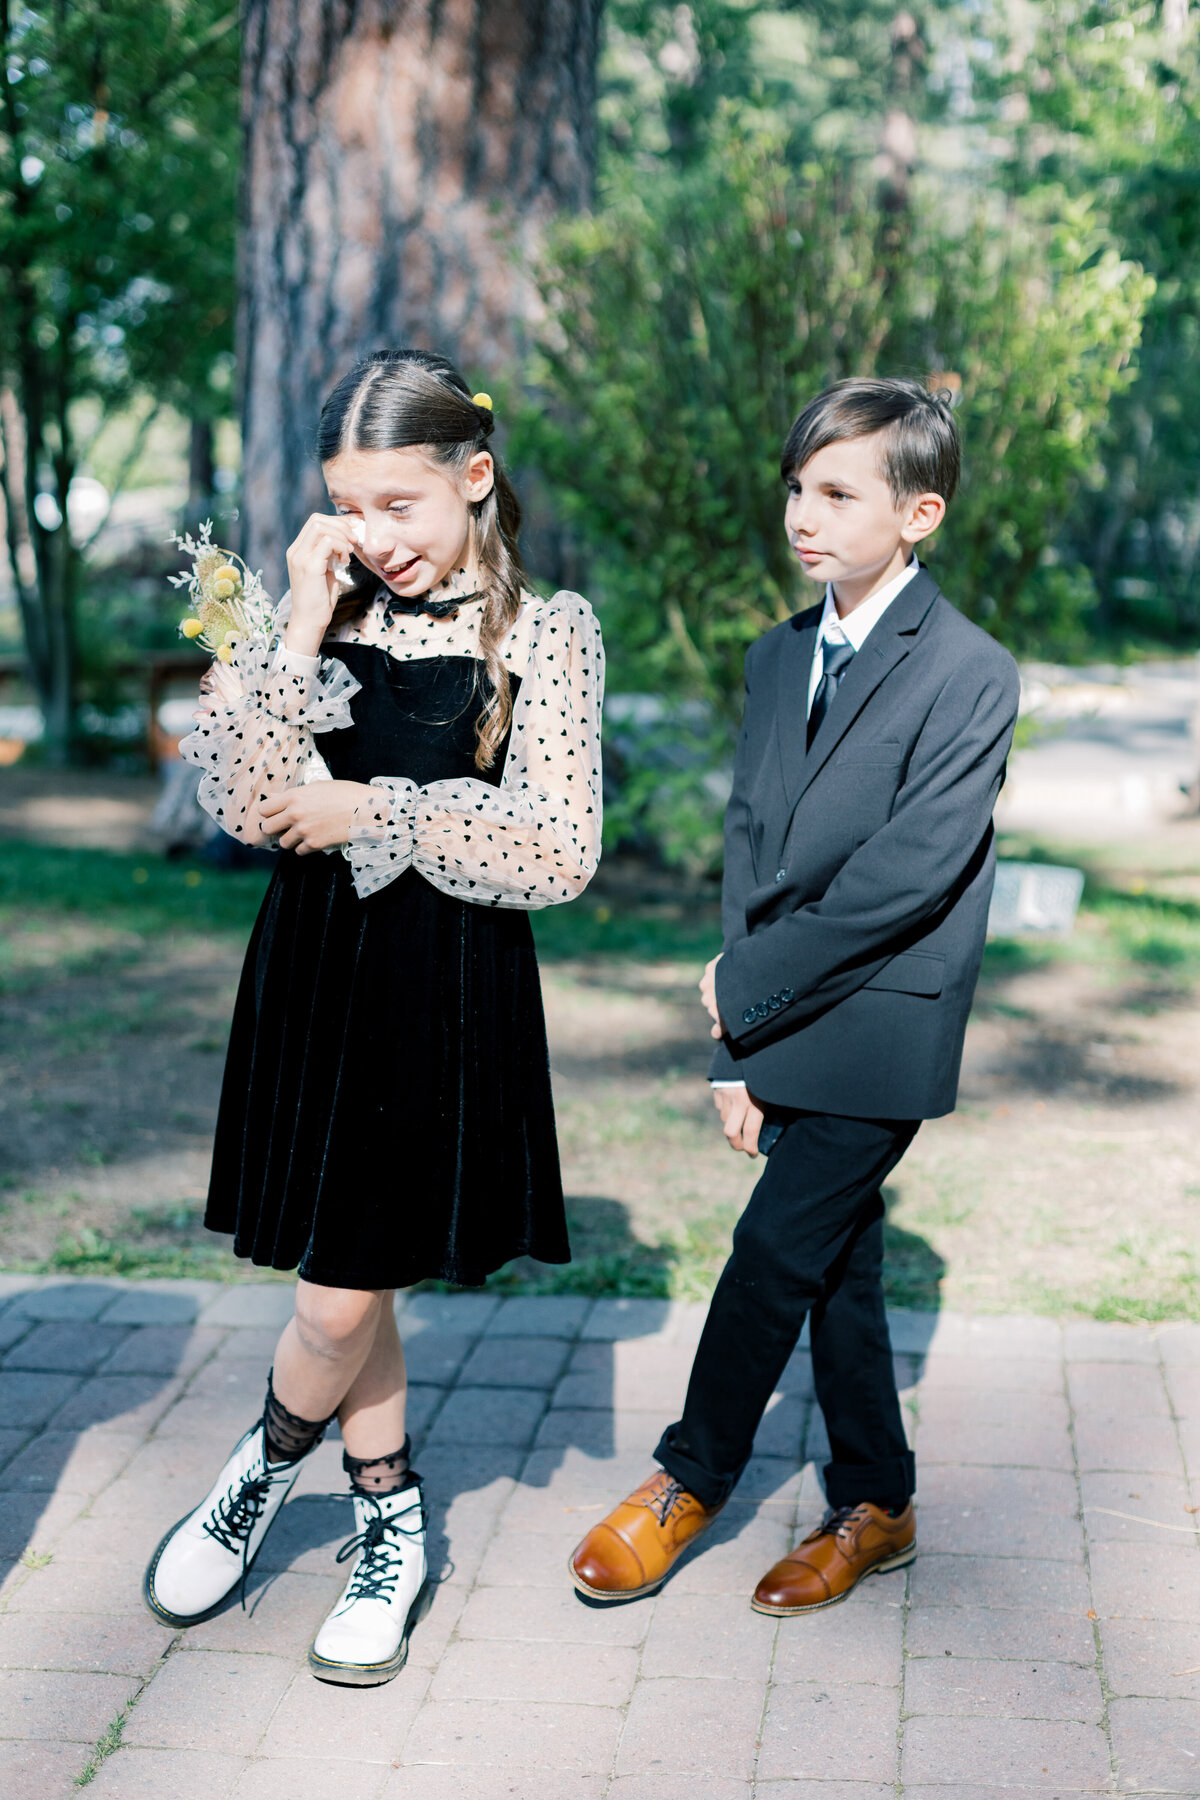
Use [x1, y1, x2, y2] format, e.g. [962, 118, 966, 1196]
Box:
[751, 1501, 916, 1616]
[569, 1471, 724, 1601]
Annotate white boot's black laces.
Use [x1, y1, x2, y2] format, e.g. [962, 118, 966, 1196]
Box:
[200, 1441, 294, 1606]
[337, 1488, 425, 1605]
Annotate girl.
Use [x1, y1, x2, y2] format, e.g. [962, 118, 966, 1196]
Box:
[142, 349, 603, 1686]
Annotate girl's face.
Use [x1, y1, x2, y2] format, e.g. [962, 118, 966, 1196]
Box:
[323, 446, 495, 596]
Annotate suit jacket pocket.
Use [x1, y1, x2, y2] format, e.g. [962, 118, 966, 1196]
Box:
[864, 950, 945, 997]
[837, 739, 903, 767]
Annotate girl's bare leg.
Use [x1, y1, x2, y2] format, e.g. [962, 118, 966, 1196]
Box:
[337, 1296, 408, 1460]
[272, 1280, 396, 1425]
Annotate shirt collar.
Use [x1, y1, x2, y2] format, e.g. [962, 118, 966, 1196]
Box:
[375, 559, 484, 624]
[819, 554, 921, 651]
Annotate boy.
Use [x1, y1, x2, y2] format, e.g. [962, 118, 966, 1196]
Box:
[570, 378, 1020, 1613]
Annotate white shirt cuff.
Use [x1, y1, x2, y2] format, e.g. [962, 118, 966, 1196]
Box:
[710, 1080, 747, 1089]
[272, 645, 321, 677]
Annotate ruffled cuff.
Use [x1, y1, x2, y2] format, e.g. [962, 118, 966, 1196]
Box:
[344, 776, 419, 898]
[249, 634, 359, 730]
[179, 633, 361, 841]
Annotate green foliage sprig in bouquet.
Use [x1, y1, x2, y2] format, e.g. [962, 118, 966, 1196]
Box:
[169, 521, 276, 662]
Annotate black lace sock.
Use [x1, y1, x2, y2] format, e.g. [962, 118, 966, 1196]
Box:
[343, 1436, 416, 1496]
[262, 1368, 338, 1466]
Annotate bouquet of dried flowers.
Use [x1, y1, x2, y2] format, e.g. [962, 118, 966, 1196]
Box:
[170, 520, 276, 662]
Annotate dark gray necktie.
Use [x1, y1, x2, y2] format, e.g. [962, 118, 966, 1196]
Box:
[807, 639, 856, 748]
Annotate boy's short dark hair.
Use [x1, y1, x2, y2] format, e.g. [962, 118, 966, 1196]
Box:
[781, 378, 961, 504]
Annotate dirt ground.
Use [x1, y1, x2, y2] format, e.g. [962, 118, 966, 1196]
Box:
[1, 768, 1199, 1318]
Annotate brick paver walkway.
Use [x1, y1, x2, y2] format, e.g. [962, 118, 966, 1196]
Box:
[1, 1275, 1199, 1797]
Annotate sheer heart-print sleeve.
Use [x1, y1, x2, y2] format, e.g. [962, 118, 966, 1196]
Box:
[180, 631, 360, 847]
[344, 592, 604, 905]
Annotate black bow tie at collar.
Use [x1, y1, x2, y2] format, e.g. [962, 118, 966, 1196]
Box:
[377, 581, 481, 624]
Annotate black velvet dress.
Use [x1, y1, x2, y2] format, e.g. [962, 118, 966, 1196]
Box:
[204, 643, 569, 1290]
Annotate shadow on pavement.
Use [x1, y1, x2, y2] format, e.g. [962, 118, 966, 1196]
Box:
[1, 1199, 946, 1642]
[0, 1279, 193, 1570]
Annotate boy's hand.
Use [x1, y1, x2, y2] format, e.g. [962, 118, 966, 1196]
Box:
[713, 1084, 766, 1156]
[259, 780, 375, 853]
[700, 953, 727, 1040]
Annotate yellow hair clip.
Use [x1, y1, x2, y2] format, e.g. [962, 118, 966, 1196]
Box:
[471, 392, 493, 411]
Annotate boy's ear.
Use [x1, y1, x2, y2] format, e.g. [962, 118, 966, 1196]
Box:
[902, 490, 947, 547]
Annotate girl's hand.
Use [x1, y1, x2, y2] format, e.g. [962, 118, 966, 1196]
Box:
[194, 658, 239, 715]
[258, 780, 374, 853]
[283, 514, 365, 657]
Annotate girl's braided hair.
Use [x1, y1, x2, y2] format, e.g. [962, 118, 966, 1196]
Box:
[317, 348, 523, 771]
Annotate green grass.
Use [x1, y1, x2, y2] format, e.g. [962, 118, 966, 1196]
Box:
[0, 841, 271, 996]
[75, 1701, 136, 1788]
[11, 834, 1191, 991]
[37, 1201, 287, 1283]
[979, 936, 1062, 981]
[532, 895, 721, 962]
[5, 835, 1200, 1316]
[1090, 888, 1200, 976]
[981, 872, 1200, 1000]
[0, 838, 720, 970]
[0, 840, 272, 938]
[46, 1223, 236, 1281]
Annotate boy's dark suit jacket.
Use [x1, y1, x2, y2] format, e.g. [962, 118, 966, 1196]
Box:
[711, 566, 1021, 1120]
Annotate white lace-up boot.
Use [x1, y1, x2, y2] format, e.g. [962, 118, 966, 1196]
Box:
[308, 1481, 430, 1686]
[143, 1421, 302, 1626]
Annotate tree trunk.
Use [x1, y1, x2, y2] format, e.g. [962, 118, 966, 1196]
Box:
[240, 0, 602, 590]
[0, 387, 43, 681]
[876, 10, 925, 303]
[38, 344, 78, 767]
[188, 417, 216, 510]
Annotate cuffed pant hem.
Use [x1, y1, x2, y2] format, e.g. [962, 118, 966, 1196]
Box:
[653, 1423, 741, 1511]
[823, 1450, 915, 1512]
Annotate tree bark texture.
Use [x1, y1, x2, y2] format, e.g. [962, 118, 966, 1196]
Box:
[240, 0, 602, 587]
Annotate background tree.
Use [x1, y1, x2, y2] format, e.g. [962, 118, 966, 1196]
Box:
[986, 0, 1200, 643]
[522, 114, 1149, 719]
[0, 0, 237, 762]
[240, 0, 603, 589]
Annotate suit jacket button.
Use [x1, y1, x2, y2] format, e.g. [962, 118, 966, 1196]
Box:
[775, 868, 786, 882]
[756, 1001, 770, 1019]
[769, 994, 782, 1011]
[780, 987, 795, 1004]
[742, 1008, 757, 1025]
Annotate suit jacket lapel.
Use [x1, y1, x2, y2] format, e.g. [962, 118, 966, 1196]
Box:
[791, 568, 943, 805]
[775, 607, 820, 802]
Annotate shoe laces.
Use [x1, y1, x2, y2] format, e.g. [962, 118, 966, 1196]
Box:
[815, 1503, 868, 1542]
[202, 1468, 280, 1555]
[639, 1475, 690, 1527]
[201, 1452, 293, 1608]
[336, 1490, 425, 1605]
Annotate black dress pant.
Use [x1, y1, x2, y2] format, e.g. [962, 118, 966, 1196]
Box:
[654, 1109, 919, 1511]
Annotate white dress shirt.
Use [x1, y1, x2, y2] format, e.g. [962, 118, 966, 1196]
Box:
[713, 555, 921, 1089]
[806, 554, 921, 716]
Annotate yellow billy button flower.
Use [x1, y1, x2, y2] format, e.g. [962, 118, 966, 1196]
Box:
[216, 644, 234, 663]
[213, 565, 240, 585]
[180, 618, 204, 638]
[214, 577, 236, 600]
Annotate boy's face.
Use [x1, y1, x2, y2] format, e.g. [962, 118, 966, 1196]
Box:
[783, 432, 944, 595]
